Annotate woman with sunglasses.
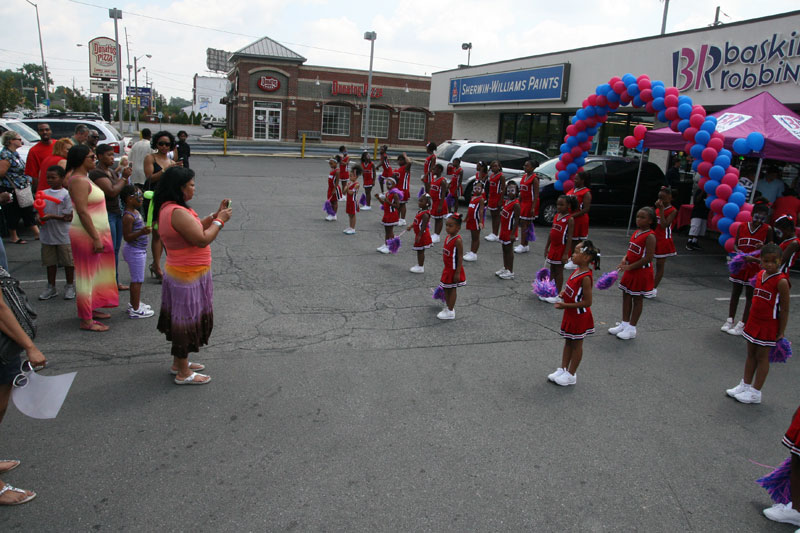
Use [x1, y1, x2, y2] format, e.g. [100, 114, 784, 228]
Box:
[0, 131, 40, 244]
[144, 131, 182, 282]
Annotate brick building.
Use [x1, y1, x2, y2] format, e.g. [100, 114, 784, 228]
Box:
[225, 36, 453, 146]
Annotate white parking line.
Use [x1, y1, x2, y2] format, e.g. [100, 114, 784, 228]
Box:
[715, 294, 800, 301]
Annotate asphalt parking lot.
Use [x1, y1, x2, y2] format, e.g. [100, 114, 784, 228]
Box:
[1, 155, 797, 531]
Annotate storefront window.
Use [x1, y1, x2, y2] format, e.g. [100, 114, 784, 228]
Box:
[322, 105, 350, 136]
[361, 108, 389, 138]
[498, 112, 566, 156]
[398, 111, 426, 141]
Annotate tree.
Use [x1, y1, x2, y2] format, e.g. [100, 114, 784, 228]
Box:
[0, 64, 53, 108]
[54, 86, 95, 112]
[0, 77, 23, 114]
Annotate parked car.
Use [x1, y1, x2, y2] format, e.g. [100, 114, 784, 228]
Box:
[535, 155, 666, 225]
[201, 117, 226, 129]
[0, 119, 41, 163]
[21, 117, 131, 163]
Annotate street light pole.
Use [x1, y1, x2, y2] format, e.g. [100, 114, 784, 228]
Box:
[109, 8, 124, 133]
[124, 27, 132, 133]
[363, 31, 377, 151]
[25, 0, 49, 110]
[461, 43, 472, 66]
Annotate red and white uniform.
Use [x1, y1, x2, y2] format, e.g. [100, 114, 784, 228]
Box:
[559, 269, 595, 340]
[498, 199, 519, 244]
[345, 181, 360, 215]
[327, 170, 341, 201]
[338, 154, 349, 181]
[430, 176, 448, 218]
[783, 405, 800, 458]
[729, 222, 770, 284]
[380, 155, 393, 179]
[395, 165, 411, 203]
[381, 189, 401, 226]
[423, 154, 436, 185]
[439, 234, 466, 289]
[362, 161, 375, 187]
[412, 210, 432, 250]
[654, 205, 677, 258]
[486, 172, 504, 210]
[519, 172, 538, 220]
[449, 166, 463, 199]
[569, 187, 590, 240]
[619, 229, 655, 296]
[466, 195, 484, 232]
[547, 213, 571, 264]
[779, 236, 799, 274]
[743, 270, 789, 346]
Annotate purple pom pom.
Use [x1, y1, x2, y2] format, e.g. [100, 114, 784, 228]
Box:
[359, 193, 366, 206]
[532, 277, 558, 298]
[749, 275, 757, 287]
[728, 253, 747, 275]
[323, 200, 335, 216]
[417, 186, 426, 199]
[386, 237, 402, 254]
[432, 286, 446, 302]
[526, 222, 536, 242]
[446, 194, 456, 208]
[389, 187, 404, 198]
[595, 270, 619, 290]
[536, 267, 551, 282]
[769, 338, 792, 363]
[756, 456, 793, 504]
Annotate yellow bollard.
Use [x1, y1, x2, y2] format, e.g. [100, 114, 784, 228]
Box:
[373, 137, 379, 160]
[223, 130, 227, 156]
[302, 133, 306, 158]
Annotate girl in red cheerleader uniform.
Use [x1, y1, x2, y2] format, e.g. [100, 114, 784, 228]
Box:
[437, 213, 465, 320]
[484, 160, 505, 242]
[725, 244, 790, 404]
[360, 152, 375, 210]
[763, 405, 800, 525]
[408, 194, 432, 274]
[652, 186, 678, 297]
[395, 153, 413, 226]
[774, 215, 799, 275]
[463, 180, 485, 262]
[474, 160, 489, 194]
[338, 146, 349, 181]
[378, 145, 392, 193]
[448, 158, 463, 214]
[549, 240, 600, 387]
[722, 201, 773, 336]
[375, 177, 401, 254]
[496, 182, 520, 280]
[325, 157, 341, 221]
[541, 195, 577, 302]
[343, 166, 361, 235]
[422, 142, 437, 193]
[565, 171, 592, 269]
[429, 164, 448, 243]
[516, 159, 539, 254]
[609, 207, 656, 340]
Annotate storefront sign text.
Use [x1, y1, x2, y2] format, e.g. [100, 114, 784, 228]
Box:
[448, 64, 568, 105]
[88, 37, 118, 79]
[331, 81, 382, 98]
[774, 114, 800, 141]
[257, 76, 281, 92]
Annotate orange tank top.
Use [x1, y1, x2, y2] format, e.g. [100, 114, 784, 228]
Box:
[158, 202, 212, 267]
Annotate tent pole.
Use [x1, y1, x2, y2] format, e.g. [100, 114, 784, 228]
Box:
[627, 154, 646, 235]
[748, 158, 764, 203]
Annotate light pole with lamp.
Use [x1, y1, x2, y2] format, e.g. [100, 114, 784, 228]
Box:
[133, 54, 150, 132]
[108, 8, 124, 133]
[25, 0, 49, 110]
[461, 42, 472, 66]
[362, 31, 377, 151]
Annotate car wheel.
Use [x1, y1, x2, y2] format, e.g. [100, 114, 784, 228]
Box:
[538, 201, 557, 225]
[204, 124, 211, 129]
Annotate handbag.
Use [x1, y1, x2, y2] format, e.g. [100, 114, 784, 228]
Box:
[0, 266, 37, 363]
[14, 184, 33, 208]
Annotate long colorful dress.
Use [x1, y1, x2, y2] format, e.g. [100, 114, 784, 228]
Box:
[70, 180, 119, 320]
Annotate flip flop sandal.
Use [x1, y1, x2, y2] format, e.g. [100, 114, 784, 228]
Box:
[0, 484, 36, 506]
[0, 460, 20, 474]
[174, 372, 211, 385]
[12, 239, 27, 244]
[80, 320, 109, 332]
[169, 363, 205, 375]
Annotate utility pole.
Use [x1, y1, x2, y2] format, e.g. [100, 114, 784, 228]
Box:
[25, 0, 49, 110]
[362, 31, 377, 150]
[660, 0, 670, 35]
[109, 8, 124, 132]
[124, 27, 132, 132]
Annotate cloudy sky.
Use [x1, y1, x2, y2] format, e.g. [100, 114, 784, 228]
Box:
[1, 0, 797, 101]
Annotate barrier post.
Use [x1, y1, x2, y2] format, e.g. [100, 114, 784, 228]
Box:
[223, 130, 227, 156]
[373, 137, 379, 160]
[302, 133, 306, 158]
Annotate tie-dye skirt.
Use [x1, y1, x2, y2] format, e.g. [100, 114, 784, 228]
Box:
[157, 264, 214, 358]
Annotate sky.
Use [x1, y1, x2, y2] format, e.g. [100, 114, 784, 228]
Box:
[1, 0, 797, 103]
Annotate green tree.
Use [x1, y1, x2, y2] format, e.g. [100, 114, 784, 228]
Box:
[0, 77, 23, 114]
[54, 86, 95, 112]
[0, 64, 54, 108]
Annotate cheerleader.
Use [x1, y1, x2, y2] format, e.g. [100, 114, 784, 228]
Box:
[541, 195, 577, 302]
[474, 160, 489, 192]
[429, 164, 448, 243]
[565, 171, 592, 269]
[325, 157, 342, 221]
[422, 142, 437, 193]
[608, 207, 657, 340]
[338, 146, 349, 181]
[725, 244, 790, 404]
[395, 153, 413, 226]
[343, 165, 361, 235]
[722, 201, 773, 336]
[496, 182, 520, 280]
[763, 405, 800, 525]
[437, 213, 466, 320]
[515, 159, 539, 254]
[484, 160, 505, 242]
[448, 158, 463, 214]
[360, 152, 375, 210]
[775, 215, 799, 275]
[549, 240, 600, 387]
[463, 181, 485, 262]
[651, 186, 678, 297]
[375, 176, 401, 254]
[408, 195, 432, 273]
[378, 145, 392, 193]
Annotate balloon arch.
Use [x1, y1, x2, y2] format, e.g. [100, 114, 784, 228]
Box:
[554, 73, 765, 251]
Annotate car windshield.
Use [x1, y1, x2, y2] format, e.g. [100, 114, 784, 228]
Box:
[6, 121, 40, 142]
[435, 142, 461, 161]
[534, 158, 559, 181]
[105, 124, 123, 141]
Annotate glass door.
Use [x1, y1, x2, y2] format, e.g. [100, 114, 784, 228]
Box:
[253, 102, 282, 140]
[267, 108, 281, 140]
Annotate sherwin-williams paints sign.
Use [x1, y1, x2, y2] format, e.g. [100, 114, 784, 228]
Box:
[449, 64, 569, 105]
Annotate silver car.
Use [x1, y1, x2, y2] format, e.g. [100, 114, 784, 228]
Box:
[0, 119, 41, 163]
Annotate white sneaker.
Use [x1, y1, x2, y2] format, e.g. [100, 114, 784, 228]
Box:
[734, 387, 762, 404]
[721, 318, 734, 332]
[325, 214, 334, 221]
[564, 260, 577, 270]
[616, 325, 637, 340]
[485, 233, 499, 242]
[608, 322, 628, 335]
[409, 265, 424, 273]
[361, 205, 371, 211]
[436, 308, 455, 320]
[128, 304, 155, 319]
[644, 288, 657, 299]
[547, 368, 566, 382]
[726, 379, 750, 398]
[127, 302, 153, 312]
[343, 228, 356, 235]
[431, 234, 440, 243]
[463, 251, 477, 262]
[38, 285, 58, 300]
[498, 270, 515, 280]
[514, 244, 529, 253]
[332, 215, 337, 221]
[727, 321, 745, 336]
[554, 371, 577, 386]
[764, 503, 800, 526]
[63, 284, 76, 300]
[495, 268, 508, 276]
[377, 245, 390, 254]
[398, 218, 406, 226]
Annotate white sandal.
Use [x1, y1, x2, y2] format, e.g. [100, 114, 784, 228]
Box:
[169, 362, 205, 375]
[173, 372, 211, 385]
[0, 460, 19, 474]
[0, 484, 36, 506]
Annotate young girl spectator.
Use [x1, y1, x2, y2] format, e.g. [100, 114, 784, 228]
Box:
[395, 153, 413, 225]
[325, 157, 341, 222]
[565, 171, 592, 269]
[438, 213, 465, 320]
[463, 181, 485, 262]
[343, 166, 361, 235]
[409, 194, 432, 273]
[360, 152, 374, 210]
[378, 145, 392, 193]
[515, 159, 539, 254]
[496, 182, 520, 280]
[448, 158, 463, 214]
[725, 244, 790, 404]
[775, 215, 799, 274]
[686, 188, 709, 250]
[121, 185, 153, 318]
[422, 142, 437, 193]
[429, 164, 447, 243]
[175, 130, 191, 169]
[549, 240, 599, 386]
[37, 166, 75, 301]
[722, 201, 773, 336]
[484, 160, 505, 242]
[375, 177, 401, 254]
[652, 186, 678, 297]
[541, 195, 576, 302]
[609, 207, 656, 340]
[338, 146, 349, 182]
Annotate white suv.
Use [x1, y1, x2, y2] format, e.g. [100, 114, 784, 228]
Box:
[21, 117, 131, 163]
[0, 119, 41, 163]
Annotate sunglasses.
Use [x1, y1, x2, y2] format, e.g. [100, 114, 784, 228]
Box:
[157, 141, 171, 147]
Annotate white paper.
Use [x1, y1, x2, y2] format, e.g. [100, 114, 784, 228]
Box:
[11, 370, 77, 419]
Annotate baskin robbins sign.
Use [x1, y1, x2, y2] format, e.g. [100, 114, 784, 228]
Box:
[449, 64, 569, 105]
[673, 31, 800, 93]
[88, 37, 118, 79]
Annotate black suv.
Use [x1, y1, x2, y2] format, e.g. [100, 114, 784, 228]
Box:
[535, 155, 666, 225]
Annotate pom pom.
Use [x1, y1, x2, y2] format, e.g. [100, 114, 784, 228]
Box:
[389, 187, 403, 198]
[536, 267, 551, 282]
[756, 456, 793, 504]
[525, 222, 536, 242]
[727, 253, 748, 275]
[417, 186, 426, 199]
[359, 193, 366, 206]
[323, 200, 335, 216]
[445, 194, 456, 208]
[386, 236, 402, 254]
[769, 338, 792, 364]
[595, 270, 619, 290]
[432, 286, 446, 302]
[532, 277, 558, 298]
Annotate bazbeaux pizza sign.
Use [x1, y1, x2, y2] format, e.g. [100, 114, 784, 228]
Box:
[88, 37, 119, 79]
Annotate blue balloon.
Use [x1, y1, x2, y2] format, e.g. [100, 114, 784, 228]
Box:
[651, 80, 665, 88]
[714, 155, 731, 169]
[678, 119, 691, 132]
[622, 73, 636, 85]
[606, 90, 620, 103]
[627, 84, 640, 97]
[554, 180, 564, 192]
[705, 195, 716, 209]
[729, 192, 746, 206]
[570, 115, 578, 124]
[717, 217, 734, 234]
[732, 138, 750, 154]
[719, 148, 732, 159]
[566, 163, 578, 174]
[705, 116, 717, 126]
[586, 126, 599, 136]
[636, 140, 646, 152]
[567, 136, 578, 147]
[678, 103, 693, 119]
[558, 170, 570, 181]
[596, 83, 611, 96]
[652, 96, 666, 111]
[678, 95, 693, 107]
[700, 120, 716, 134]
[576, 131, 588, 143]
[584, 106, 596, 117]
[652, 85, 666, 98]
[694, 130, 711, 146]
[709, 165, 725, 181]
[690, 144, 704, 159]
[560, 143, 569, 154]
[657, 110, 667, 123]
[704, 179, 718, 194]
[734, 185, 747, 196]
[692, 160, 701, 172]
[574, 157, 586, 167]
[719, 233, 732, 247]
[747, 132, 765, 152]
[632, 95, 644, 108]
[576, 109, 586, 120]
[722, 202, 740, 219]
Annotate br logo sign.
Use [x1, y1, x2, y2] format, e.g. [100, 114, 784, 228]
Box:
[257, 76, 280, 92]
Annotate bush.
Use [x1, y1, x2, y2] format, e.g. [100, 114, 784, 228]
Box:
[211, 127, 230, 138]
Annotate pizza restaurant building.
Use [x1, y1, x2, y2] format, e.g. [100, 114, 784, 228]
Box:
[225, 36, 453, 146]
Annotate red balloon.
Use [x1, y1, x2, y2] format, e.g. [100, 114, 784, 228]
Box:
[708, 138, 724, 151]
[561, 153, 573, 163]
[645, 101, 656, 114]
[665, 87, 679, 97]
[577, 166, 584, 173]
[716, 184, 732, 200]
[698, 177, 710, 190]
[701, 147, 718, 162]
[741, 202, 753, 212]
[613, 81, 626, 94]
[638, 79, 652, 91]
[669, 119, 681, 132]
[728, 167, 740, 177]
[587, 94, 597, 106]
[735, 211, 752, 223]
[710, 198, 726, 214]
[608, 100, 620, 110]
[582, 99, 589, 108]
[729, 221, 742, 236]
[564, 134, 570, 143]
[570, 146, 583, 158]
[596, 94, 607, 107]
[711, 214, 723, 230]
[697, 161, 713, 177]
[584, 117, 598, 127]
[665, 107, 679, 121]
[620, 91, 632, 104]
[664, 94, 679, 108]
[609, 76, 622, 86]
[711, 132, 724, 140]
[689, 114, 705, 129]
[721, 174, 738, 188]
[724, 237, 736, 253]
[691, 105, 706, 117]
[637, 74, 650, 83]
[566, 125, 576, 136]
[555, 160, 566, 171]
[633, 125, 647, 140]
[639, 88, 653, 102]
[683, 127, 698, 141]
[563, 180, 575, 193]
[574, 120, 586, 132]
[623, 136, 638, 149]
[580, 141, 592, 151]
